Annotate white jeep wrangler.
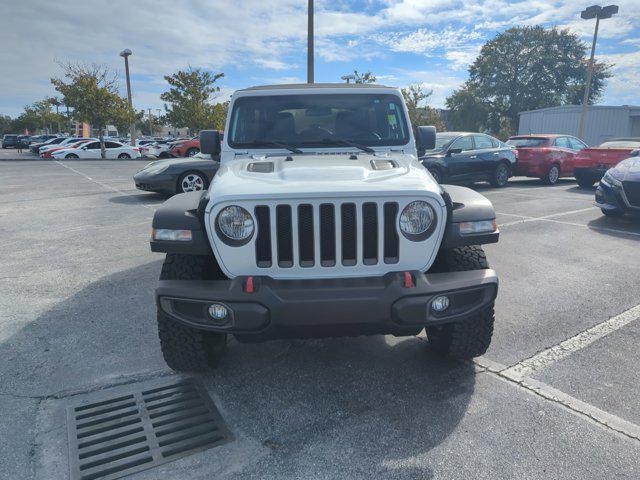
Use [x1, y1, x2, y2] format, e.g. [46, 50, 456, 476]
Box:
[151, 83, 499, 371]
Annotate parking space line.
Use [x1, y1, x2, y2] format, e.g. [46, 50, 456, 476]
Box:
[498, 206, 598, 227]
[496, 211, 640, 237]
[474, 357, 640, 442]
[500, 304, 640, 381]
[54, 161, 154, 210]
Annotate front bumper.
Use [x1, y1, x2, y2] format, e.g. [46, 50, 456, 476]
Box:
[133, 171, 176, 194]
[156, 269, 498, 341]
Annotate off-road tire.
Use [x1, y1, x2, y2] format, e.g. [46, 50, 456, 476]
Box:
[426, 245, 495, 359]
[157, 254, 227, 371]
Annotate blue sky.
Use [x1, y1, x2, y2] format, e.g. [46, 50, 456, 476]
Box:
[1, 0, 638, 117]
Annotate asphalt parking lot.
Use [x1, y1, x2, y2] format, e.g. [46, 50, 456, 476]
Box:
[1, 159, 639, 479]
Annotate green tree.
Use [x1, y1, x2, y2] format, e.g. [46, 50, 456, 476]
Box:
[0, 114, 12, 136]
[160, 67, 224, 135]
[401, 84, 446, 132]
[51, 62, 135, 158]
[446, 26, 612, 134]
[212, 101, 229, 131]
[343, 70, 376, 84]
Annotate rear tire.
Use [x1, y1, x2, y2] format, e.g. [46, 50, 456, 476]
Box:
[118, 153, 131, 159]
[490, 162, 510, 187]
[576, 174, 595, 189]
[157, 254, 227, 372]
[542, 164, 560, 185]
[426, 246, 495, 359]
[186, 147, 199, 157]
[65, 153, 79, 159]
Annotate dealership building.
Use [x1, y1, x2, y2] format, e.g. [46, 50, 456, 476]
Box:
[518, 105, 640, 147]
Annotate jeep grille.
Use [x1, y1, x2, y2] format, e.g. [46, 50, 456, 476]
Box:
[253, 202, 399, 269]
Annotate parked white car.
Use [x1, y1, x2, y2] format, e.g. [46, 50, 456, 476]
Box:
[39, 137, 97, 155]
[51, 140, 141, 159]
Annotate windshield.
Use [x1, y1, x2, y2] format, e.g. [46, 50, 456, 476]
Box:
[228, 93, 409, 149]
[599, 140, 640, 148]
[507, 137, 549, 147]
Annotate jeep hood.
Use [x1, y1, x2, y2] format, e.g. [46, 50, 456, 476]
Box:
[208, 153, 443, 204]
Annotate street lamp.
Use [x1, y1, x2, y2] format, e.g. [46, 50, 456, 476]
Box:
[577, 4, 619, 140]
[341, 74, 356, 84]
[307, 0, 314, 84]
[119, 48, 136, 145]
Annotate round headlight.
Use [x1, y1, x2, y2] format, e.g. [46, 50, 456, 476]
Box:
[399, 201, 435, 239]
[217, 206, 254, 242]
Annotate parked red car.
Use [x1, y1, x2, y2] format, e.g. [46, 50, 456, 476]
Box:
[573, 138, 640, 188]
[168, 138, 200, 157]
[506, 134, 588, 185]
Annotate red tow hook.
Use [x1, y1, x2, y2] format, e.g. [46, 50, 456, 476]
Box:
[245, 276, 255, 293]
[403, 272, 414, 288]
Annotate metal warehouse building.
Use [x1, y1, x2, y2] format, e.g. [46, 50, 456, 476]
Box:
[518, 105, 640, 147]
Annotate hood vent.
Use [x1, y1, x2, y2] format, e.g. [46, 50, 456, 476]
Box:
[247, 162, 274, 173]
[370, 159, 398, 171]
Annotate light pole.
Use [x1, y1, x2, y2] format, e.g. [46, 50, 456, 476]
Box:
[341, 74, 356, 84]
[578, 4, 618, 140]
[119, 48, 136, 145]
[307, 0, 314, 83]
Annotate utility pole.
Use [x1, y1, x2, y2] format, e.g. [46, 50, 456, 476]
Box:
[307, 0, 314, 83]
[578, 5, 618, 141]
[119, 49, 136, 145]
[148, 108, 153, 136]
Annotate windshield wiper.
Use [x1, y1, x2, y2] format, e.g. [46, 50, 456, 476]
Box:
[319, 138, 375, 154]
[247, 140, 302, 154]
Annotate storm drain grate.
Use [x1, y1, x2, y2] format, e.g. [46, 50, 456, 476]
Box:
[67, 377, 233, 480]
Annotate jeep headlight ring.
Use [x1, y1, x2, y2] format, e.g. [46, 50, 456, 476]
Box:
[399, 200, 436, 241]
[216, 205, 255, 245]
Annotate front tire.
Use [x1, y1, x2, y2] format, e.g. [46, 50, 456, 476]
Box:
[178, 171, 208, 193]
[65, 153, 79, 159]
[157, 254, 227, 372]
[490, 162, 510, 187]
[428, 166, 443, 183]
[186, 147, 199, 157]
[118, 153, 131, 159]
[426, 246, 495, 359]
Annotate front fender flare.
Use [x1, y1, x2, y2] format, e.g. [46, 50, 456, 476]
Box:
[440, 185, 499, 248]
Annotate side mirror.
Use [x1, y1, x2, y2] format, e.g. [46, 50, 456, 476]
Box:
[415, 126, 436, 156]
[200, 130, 221, 156]
[447, 148, 462, 156]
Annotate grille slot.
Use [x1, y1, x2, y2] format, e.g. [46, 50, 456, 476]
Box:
[383, 202, 400, 263]
[341, 203, 357, 266]
[319, 204, 336, 267]
[297, 204, 315, 267]
[67, 378, 232, 480]
[276, 205, 293, 267]
[623, 181, 640, 207]
[254, 206, 272, 267]
[362, 203, 378, 265]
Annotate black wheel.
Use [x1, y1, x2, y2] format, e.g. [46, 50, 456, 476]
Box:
[576, 174, 595, 189]
[490, 162, 510, 187]
[157, 254, 227, 372]
[65, 153, 79, 159]
[178, 171, 208, 193]
[118, 153, 131, 159]
[601, 208, 624, 217]
[186, 147, 200, 157]
[426, 246, 495, 359]
[542, 164, 560, 185]
[428, 167, 443, 183]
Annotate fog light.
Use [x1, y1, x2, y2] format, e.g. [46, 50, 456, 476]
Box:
[432, 296, 450, 312]
[208, 303, 228, 321]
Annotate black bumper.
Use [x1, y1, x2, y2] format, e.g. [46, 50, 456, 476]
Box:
[156, 270, 498, 341]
